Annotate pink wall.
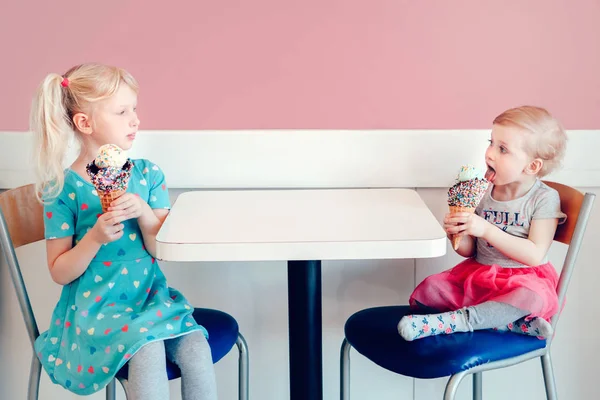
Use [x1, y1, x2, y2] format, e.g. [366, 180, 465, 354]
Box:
[1, 1, 599, 130]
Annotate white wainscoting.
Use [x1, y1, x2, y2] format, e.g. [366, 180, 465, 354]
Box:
[1, 130, 599, 189]
[1, 130, 599, 400]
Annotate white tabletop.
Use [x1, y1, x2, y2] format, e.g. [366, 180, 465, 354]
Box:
[156, 188, 446, 262]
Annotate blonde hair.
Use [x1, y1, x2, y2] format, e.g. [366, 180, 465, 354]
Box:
[493, 105, 567, 177]
[30, 63, 139, 202]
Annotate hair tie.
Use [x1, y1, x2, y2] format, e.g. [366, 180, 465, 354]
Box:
[61, 77, 70, 88]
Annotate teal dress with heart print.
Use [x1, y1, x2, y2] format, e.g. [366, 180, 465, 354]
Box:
[34, 159, 207, 395]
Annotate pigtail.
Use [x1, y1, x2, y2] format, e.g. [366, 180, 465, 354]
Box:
[31, 73, 74, 202]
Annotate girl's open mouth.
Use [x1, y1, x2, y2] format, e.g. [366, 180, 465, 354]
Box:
[485, 165, 496, 182]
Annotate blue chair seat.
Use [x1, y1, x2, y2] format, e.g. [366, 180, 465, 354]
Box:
[117, 308, 239, 380]
[345, 305, 547, 379]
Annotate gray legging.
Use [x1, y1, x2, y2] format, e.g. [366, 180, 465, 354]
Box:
[122, 331, 217, 400]
[414, 299, 529, 330]
[466, 301, 529, 330]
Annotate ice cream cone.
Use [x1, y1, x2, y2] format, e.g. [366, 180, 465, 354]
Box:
[86, 144, 133, 213]
[98, 187, 127, 213]
[449, 205, 475, 250]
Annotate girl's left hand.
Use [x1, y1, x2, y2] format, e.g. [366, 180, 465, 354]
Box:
[445, 212, 489, 238]
[108, 193, 144, 221]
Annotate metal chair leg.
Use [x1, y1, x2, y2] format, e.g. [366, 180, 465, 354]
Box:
[28, 353, 41, 400]
[340, 338, 351, 400]
[106, 378, 117, 400]
[236, 333, 249, 400]
[541, 353, 558, 400]
[473, 372, 482, 400]
[444, 371, 468, 400]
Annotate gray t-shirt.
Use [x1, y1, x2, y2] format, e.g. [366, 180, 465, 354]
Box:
[475, 179, 567, 268]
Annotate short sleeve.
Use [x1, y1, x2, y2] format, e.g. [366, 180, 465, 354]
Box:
[147, 162, 171, 210]
[532, 187, 567, 224]
[43, 185, 76, 239]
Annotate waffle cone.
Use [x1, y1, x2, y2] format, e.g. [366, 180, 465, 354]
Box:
[98, 187, 127, 213]
[448, 206, 475, 250]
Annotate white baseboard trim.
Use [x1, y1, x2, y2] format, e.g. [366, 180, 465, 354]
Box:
[1, 130, 599, 189]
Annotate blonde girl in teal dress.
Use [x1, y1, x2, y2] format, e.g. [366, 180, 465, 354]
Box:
[30, 63, 218, 399]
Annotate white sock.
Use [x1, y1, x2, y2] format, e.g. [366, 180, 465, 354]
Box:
[398, 308, 472, 341]
[493, 317, 553, 339]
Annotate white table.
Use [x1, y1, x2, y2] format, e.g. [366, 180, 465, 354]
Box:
[156, 188, 446, 400]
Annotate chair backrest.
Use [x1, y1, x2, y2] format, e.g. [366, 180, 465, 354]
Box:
[0, 184, 44, 248]
[542, 181, 596, 332]
[0, 184, 44, 346]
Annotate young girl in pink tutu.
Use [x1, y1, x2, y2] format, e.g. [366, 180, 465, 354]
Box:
[398, 105, 567, 341]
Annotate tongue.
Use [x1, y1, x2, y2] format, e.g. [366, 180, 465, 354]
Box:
[485, 168, 496, 182]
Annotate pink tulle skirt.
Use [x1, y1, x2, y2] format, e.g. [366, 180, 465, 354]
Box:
[409, 258, 559, 321]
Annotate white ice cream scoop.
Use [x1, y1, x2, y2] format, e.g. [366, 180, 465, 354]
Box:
[94, 144, 128, 168]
